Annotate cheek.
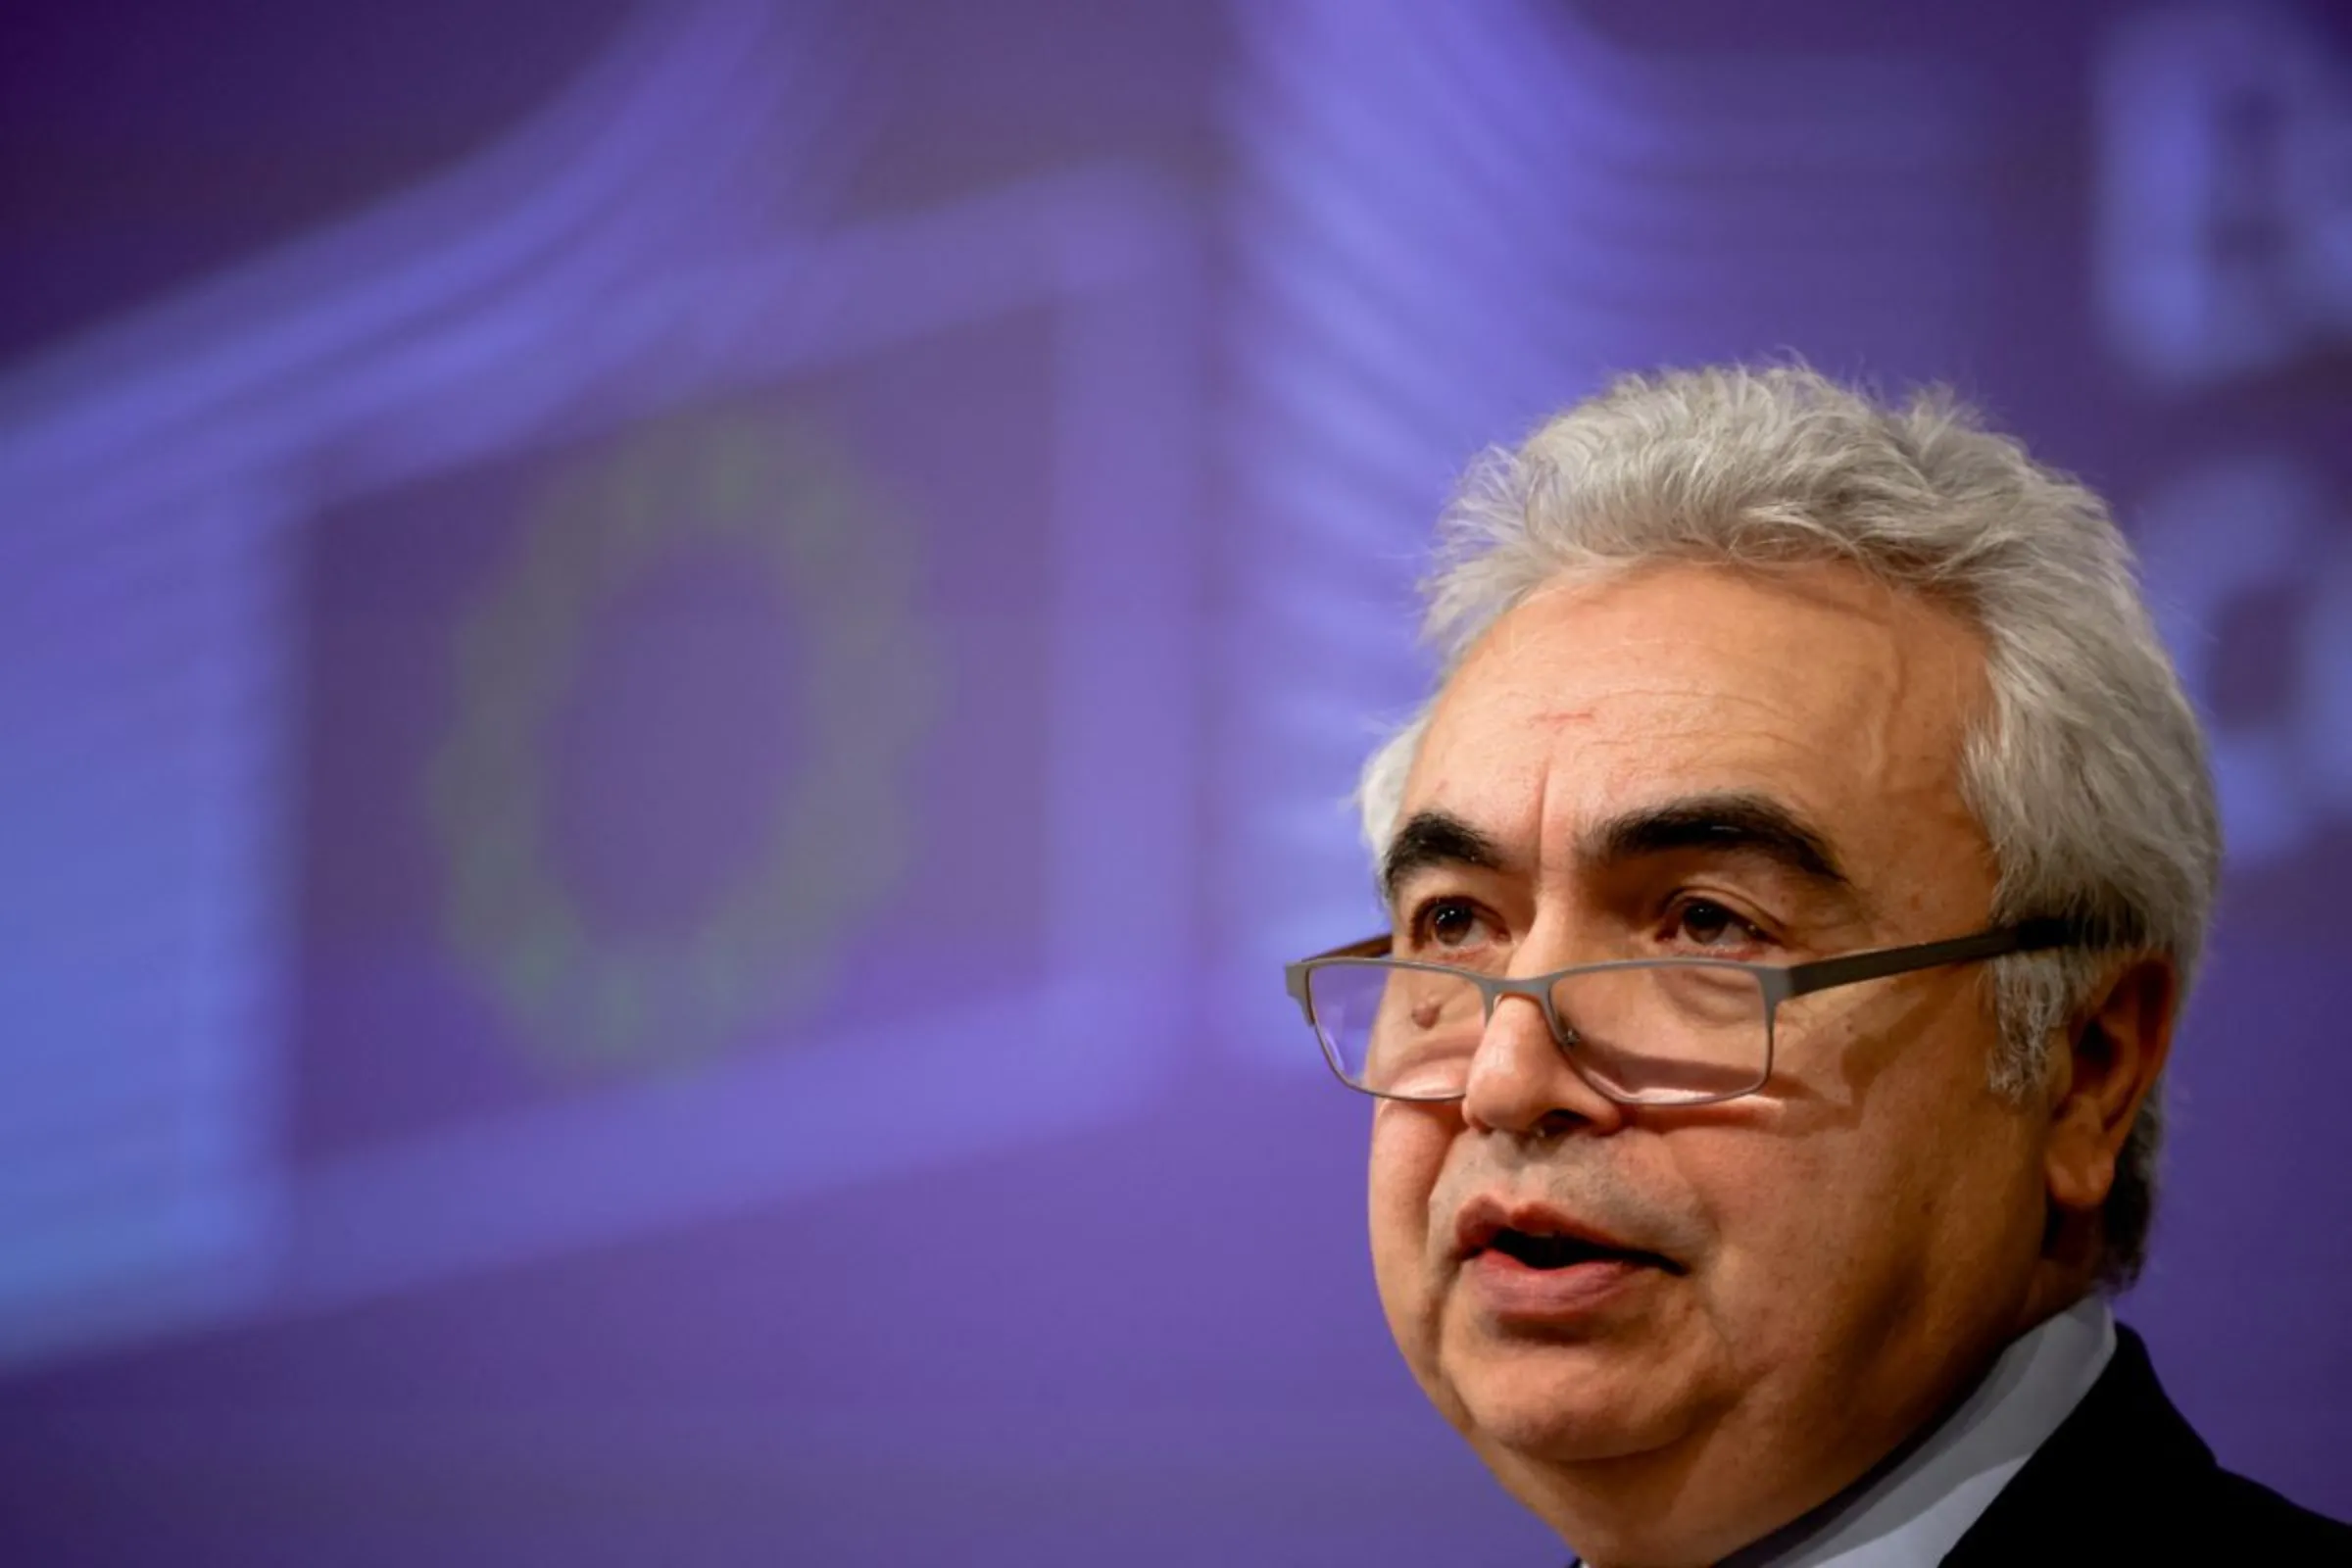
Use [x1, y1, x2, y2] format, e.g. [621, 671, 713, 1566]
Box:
[1366, 1106, 1451, 1341]
[1670, 1133, 1840, 1309]
[1685, 1029, 2040, 1354]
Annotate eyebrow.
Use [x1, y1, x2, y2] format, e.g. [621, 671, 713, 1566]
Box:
[1581, 791, 1852, 892]
[1378, 809, 1508, 906]
[1377, 792, 1856, 910]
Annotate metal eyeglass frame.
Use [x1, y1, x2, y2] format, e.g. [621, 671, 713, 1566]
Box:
[1283, 917, 2087, 1105]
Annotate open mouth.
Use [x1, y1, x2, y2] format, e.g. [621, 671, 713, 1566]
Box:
[1483, 1227, 1682, 1274]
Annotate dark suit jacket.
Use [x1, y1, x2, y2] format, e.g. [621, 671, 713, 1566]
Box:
[1941, 1324, 2352, 1564]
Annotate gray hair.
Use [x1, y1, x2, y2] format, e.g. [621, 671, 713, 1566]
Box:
[1359, 365, 2220, 1288]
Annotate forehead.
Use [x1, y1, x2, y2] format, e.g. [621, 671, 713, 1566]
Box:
[1402, 561, 1993, 898]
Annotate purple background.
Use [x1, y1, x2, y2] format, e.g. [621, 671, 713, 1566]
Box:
[3, 1, 2349, 1561]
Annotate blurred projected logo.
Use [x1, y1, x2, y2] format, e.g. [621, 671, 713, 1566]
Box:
[2139, 456, 2352, 865]
[429, 414, 934, 1068]
[2100, 4, 2352, 386]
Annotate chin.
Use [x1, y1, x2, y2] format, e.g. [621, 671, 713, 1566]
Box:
[1443, 1338, 1695, 1464]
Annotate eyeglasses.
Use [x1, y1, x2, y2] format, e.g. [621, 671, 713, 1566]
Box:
[1283, 919, 2084, 1106]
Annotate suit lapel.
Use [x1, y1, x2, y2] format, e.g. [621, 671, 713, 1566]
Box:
[1939, 1325, 2219, 1563]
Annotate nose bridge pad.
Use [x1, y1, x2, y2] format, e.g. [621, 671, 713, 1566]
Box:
[1482, 978, 1569, 1051]
[1479, 975, 1612, 1111]
[1538, 982, 1576, 1049]
[1475, 979, 1516, 1023]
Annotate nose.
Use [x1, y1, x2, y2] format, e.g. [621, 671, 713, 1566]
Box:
[1458, 982, 1630, 1139]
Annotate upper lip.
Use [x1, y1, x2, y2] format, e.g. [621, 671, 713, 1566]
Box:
[1451, 1193, 1682, 1271]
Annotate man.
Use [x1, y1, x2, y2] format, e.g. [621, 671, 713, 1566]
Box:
[1284, 367, 2352, 1565]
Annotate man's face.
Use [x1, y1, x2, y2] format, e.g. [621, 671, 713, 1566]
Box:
[1369, 562, 2058, 1541]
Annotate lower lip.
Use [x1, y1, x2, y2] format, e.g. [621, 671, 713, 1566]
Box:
[1463, 1250, 1665, 1325]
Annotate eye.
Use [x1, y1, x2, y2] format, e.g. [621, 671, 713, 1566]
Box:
[1667, 897, 1769, 953]
[1409, 896, 1496, 955]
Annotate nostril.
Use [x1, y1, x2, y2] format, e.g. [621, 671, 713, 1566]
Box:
[1519, 1109, 1582, 1146]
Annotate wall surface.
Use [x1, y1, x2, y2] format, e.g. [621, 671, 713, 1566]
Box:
[2, 1, 2347, 1561]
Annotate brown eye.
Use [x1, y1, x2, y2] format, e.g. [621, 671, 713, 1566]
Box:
[1428, 899, 1481, 947]
[1408, 896, 1495, 954]
[1673, 899, 1759, 950]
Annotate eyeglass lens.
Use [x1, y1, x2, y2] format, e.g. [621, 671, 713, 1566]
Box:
[1306, 960, 1772, 1104]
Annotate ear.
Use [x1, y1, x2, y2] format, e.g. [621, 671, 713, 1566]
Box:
[2043, 956, 2178, 1217]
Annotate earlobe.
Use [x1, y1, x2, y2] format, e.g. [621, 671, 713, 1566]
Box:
[2043, 959, 2176, 1217]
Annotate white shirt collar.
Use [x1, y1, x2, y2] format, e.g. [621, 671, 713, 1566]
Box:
[1719, 1294, 2117, 1567]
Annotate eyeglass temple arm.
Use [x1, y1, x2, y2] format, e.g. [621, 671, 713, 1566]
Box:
[1288, 921, 2084, 1017]
[1284, 934, 1394, 1020]
[1780, 917, 2084, 1000]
